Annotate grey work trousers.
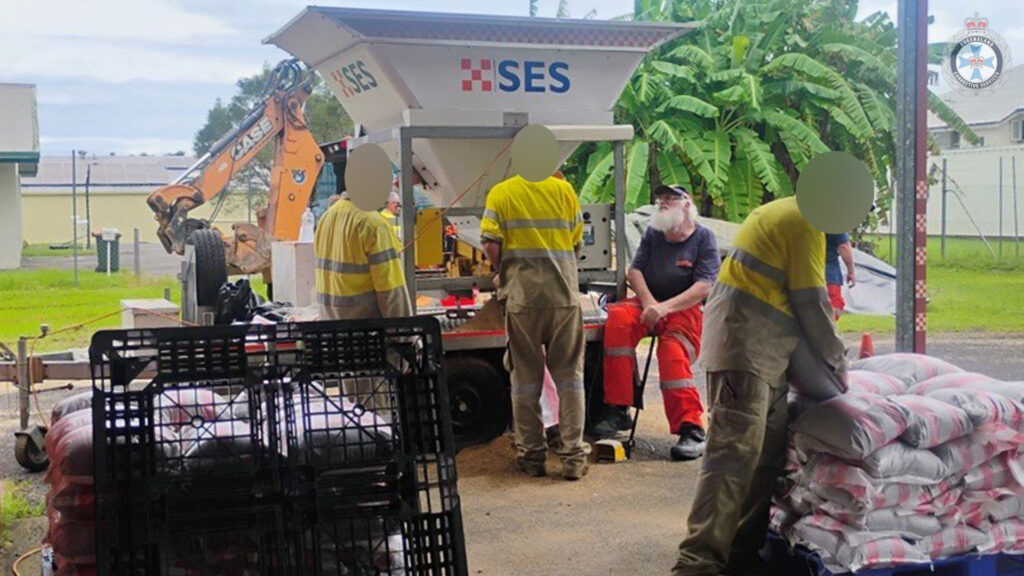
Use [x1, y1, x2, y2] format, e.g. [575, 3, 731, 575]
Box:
[673, 370, 789, 576]
[505, 305, 586, 468]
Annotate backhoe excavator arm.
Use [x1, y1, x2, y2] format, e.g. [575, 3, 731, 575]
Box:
[146, 59, 325, 275]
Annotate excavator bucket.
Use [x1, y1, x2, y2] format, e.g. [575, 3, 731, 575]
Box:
[265, 7, 694, 207]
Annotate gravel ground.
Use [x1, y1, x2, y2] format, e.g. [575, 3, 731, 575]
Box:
[1, 333, 1023, 575]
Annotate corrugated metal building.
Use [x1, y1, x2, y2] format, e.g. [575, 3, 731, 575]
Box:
[0, 83, 40, 269]
[20, 155, 254, 244]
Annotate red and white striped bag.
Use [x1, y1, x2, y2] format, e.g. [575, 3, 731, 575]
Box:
[847, 370, 907, 396]
[891, 395, 974, 448]
[907, 372, 1000, 395]
[793, 393, 910, 460]
[836, 537, 929, 573]
[851, 353, 962, 387]
[931, 423, 1024, 476]
[926, 388, 1024, 429]
[917, 525, 990, 559]
[982, 519, 1024, 553]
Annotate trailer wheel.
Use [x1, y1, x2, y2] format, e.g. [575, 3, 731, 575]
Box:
[446, 356, 509, 448]
[187, 229, 228, 307]
[15, 433, 48, 472]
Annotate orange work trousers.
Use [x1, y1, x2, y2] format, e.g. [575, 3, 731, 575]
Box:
[602, 297, 704, 434]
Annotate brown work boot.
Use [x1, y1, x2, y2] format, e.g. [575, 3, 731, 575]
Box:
[516, 457, 547, 477]
[562, 459, 589, 481]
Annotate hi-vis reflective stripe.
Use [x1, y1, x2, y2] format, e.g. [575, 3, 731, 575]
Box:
[789, 286, 830, 304]
[367, 248, 398, 265]
[504, 219, 574, 230]
[483, 209, 500, 221]
[661, 378, 696, 390]
[316, 258, 370, 274]
[604, 347, 636, 358]
[713, 284, 799, 331]
[504, 248, 576, 260]
[729, 248, 786, 285]
[670, 334, 698, 364]
[317, 291, 378, 308]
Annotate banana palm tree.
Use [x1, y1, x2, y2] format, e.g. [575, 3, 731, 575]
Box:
[566, 0, 977, 225]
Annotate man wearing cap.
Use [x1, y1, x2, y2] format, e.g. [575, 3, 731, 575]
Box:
[591, 184, 720, 461]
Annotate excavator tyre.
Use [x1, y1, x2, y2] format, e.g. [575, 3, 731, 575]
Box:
[187, 229, 228, 307]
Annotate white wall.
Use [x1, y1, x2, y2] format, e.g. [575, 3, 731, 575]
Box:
[0, 84, 38, 153]
[881, 146, 1024, 239]
[0, 164, 23, 269]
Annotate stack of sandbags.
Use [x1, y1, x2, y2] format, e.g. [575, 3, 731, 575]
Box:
[772, 353, 1024, 572]
[44, 392, 97, 576]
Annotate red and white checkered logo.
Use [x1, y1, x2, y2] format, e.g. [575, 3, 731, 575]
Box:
[916, 279, 928, 298]
[916, 246, 927, 265]
[916, 180, 929, 200]
[915, 313, 927, 332]
[916, 213, 927, 231]
[461, 58, 493, 92]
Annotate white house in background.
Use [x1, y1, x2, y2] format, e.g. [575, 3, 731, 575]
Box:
[20, 154, 254, 245]
[920, 63, 1024, 239]
[0, 84, 40, 269]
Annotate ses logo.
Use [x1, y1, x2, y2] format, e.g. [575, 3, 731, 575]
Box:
[329, 60, 379, 99]
[460, 58, 570, 94]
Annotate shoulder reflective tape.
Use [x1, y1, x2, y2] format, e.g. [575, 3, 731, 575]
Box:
[503, 218, 574, 230]
[729, 248, 786, 285]
[316, 257, 370, 274]
[713, 284, 798, 330]
[367, 248, 399, 265]
[483, 209, 501, 222]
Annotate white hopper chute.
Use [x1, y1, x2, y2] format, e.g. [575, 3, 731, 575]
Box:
[265, 7, 695, 207]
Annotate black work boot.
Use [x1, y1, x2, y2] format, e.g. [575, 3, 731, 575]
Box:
[669, 423, 707, 461]
[589, 405, 632, 439]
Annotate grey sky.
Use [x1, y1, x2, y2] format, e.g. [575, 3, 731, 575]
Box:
[1, 0, 1019, 155]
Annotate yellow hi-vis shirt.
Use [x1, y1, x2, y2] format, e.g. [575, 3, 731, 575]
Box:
[480, 175, 583, 312]
[699, 197, 847, 383]
[315, 199, 412, 320]
[380, 208, 402, 239]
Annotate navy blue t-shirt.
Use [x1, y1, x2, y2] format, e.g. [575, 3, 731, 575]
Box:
[825, 233, 849, 285]
[631, 225, 720, 302]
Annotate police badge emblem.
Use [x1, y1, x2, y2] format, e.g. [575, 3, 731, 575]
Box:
[942, 12, 1012, 96]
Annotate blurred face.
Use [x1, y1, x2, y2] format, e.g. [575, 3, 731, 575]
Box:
[387, 199, 401, 215]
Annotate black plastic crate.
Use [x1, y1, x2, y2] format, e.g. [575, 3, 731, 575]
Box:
[91, 318, 467, 576]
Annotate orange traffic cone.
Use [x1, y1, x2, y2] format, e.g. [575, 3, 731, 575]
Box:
[859, 332, 875, 359]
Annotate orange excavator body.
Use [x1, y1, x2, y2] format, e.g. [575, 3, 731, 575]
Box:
[146, 59, 325, 275]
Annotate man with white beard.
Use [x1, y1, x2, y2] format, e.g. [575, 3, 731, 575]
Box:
[591, 184, 720, 460]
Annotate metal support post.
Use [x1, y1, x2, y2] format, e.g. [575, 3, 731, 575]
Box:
[941, 158, 947, 259]
[17, 338, 29, 430]
[72, 150, 79, 287]
[1000, 157, 1005, 257]
[1014, 155, 1020, 258]
[399, 130, 417, 311]
[134, 228, 141, 279]
[895, 0, 928, 353]
[613, 141, 626, 300]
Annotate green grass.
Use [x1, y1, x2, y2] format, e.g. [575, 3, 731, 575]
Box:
[1, 481, 45, 540]
[0, 269, 181, 353]
[21, 243, 96, 258]
[838, 236, 1024, 335]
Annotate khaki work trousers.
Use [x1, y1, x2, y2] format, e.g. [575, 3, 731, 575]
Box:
[673, 370, 789, 576]
[505, 305, 586, 468]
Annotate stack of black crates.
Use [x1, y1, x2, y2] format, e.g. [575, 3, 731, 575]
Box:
[90, 317, 467, 575]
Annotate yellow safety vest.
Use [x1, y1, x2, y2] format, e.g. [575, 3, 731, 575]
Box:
[380, 208, 402, 239]
[700, 196, 830, 380]
[481, 175, 583, 311]
[314, 200, 411, 319]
